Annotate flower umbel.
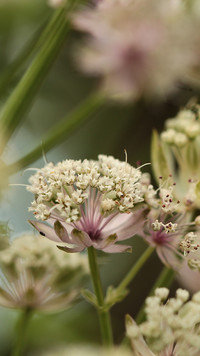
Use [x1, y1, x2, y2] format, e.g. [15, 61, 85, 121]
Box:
[27, 155, 148, 253]
[0, 233, 88, 311]
[126, 287, 200, 356]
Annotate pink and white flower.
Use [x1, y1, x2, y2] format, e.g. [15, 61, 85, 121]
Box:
[72, 0, 195, 100]
[27, 155, 148, 253]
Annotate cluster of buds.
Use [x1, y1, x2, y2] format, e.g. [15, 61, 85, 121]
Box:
[126, 287, 200, 356]
[0, 233, 88, 311]
[27, 155, 149, 253]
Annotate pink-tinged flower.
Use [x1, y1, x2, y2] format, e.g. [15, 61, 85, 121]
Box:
[126, 288, 200, 356]
[140, 180, 194, 268]
[72, 0, 195, 100]
[27, 155, 149, 253]
[0, 234, 88, 311]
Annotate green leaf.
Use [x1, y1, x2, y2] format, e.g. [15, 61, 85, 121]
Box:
[0, 2, 77, 155]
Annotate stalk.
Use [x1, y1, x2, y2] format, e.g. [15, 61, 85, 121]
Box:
[116, 246, 154, 294]
[0, 2, 76, 155]
[7, 93, 104, 174]
[11, 308, 33, 356]
[87, 246, 113, 347]
[136, 266, 174, 323]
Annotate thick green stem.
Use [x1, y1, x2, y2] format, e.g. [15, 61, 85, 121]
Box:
[116, 246, 154, 294]
[11, 308, 33, 356]
[0, 3, 75, 155]
[136, 266, 174, 324]
[87, 246, 113, 347]
[7, 93, 104, 174]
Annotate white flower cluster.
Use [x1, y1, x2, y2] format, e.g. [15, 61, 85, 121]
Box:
[152, 101, 200, 212]
[161, 106, 200, 147]
[27, 155, 145, 224]
[159, 185, 181, 214]
[126, 287, 200, 356]
[152, 219, 177, 234]
[0, 234, 88, 311]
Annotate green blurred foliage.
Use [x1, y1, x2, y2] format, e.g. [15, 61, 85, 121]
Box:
[0, 1, 198, 355]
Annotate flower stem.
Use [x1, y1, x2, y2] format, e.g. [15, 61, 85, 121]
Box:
[136, 266, 174, 324]
[7, 93, 104, 174]
[116, 246, 154, 294]
[87, 246, 113, 347]
[11, 308, 33, 356]
[0, 3, 75, 155]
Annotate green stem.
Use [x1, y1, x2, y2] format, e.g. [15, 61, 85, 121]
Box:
[0, 3, 75, 155]
[87, 246, 113, 347]
[11, 308, 33, 356]
[0, 21, 48, 97]
[116, 246, 154, 294]
[7, 93, 104, 174]
[136, 266, 174, 324]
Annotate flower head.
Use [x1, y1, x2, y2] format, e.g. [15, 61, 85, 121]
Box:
[140, 176, 192, 268]
[126, 287, 200, 356]
[27, 155, 148, 253]
[72, 0, 195, 100]
[152, 101, 200, 212]
[0, 233, 88, 311]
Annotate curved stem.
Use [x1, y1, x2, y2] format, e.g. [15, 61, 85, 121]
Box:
[116, 246, 154, 294]
[136, 266, 174, 324]
[87, 246, 113, 347]
[0, 2, 76, 155]
[11, 308, 33, 356]
[7, 93, 104, 174]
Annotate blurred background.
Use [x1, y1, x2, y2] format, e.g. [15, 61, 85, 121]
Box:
[0, 1, 198, 355]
